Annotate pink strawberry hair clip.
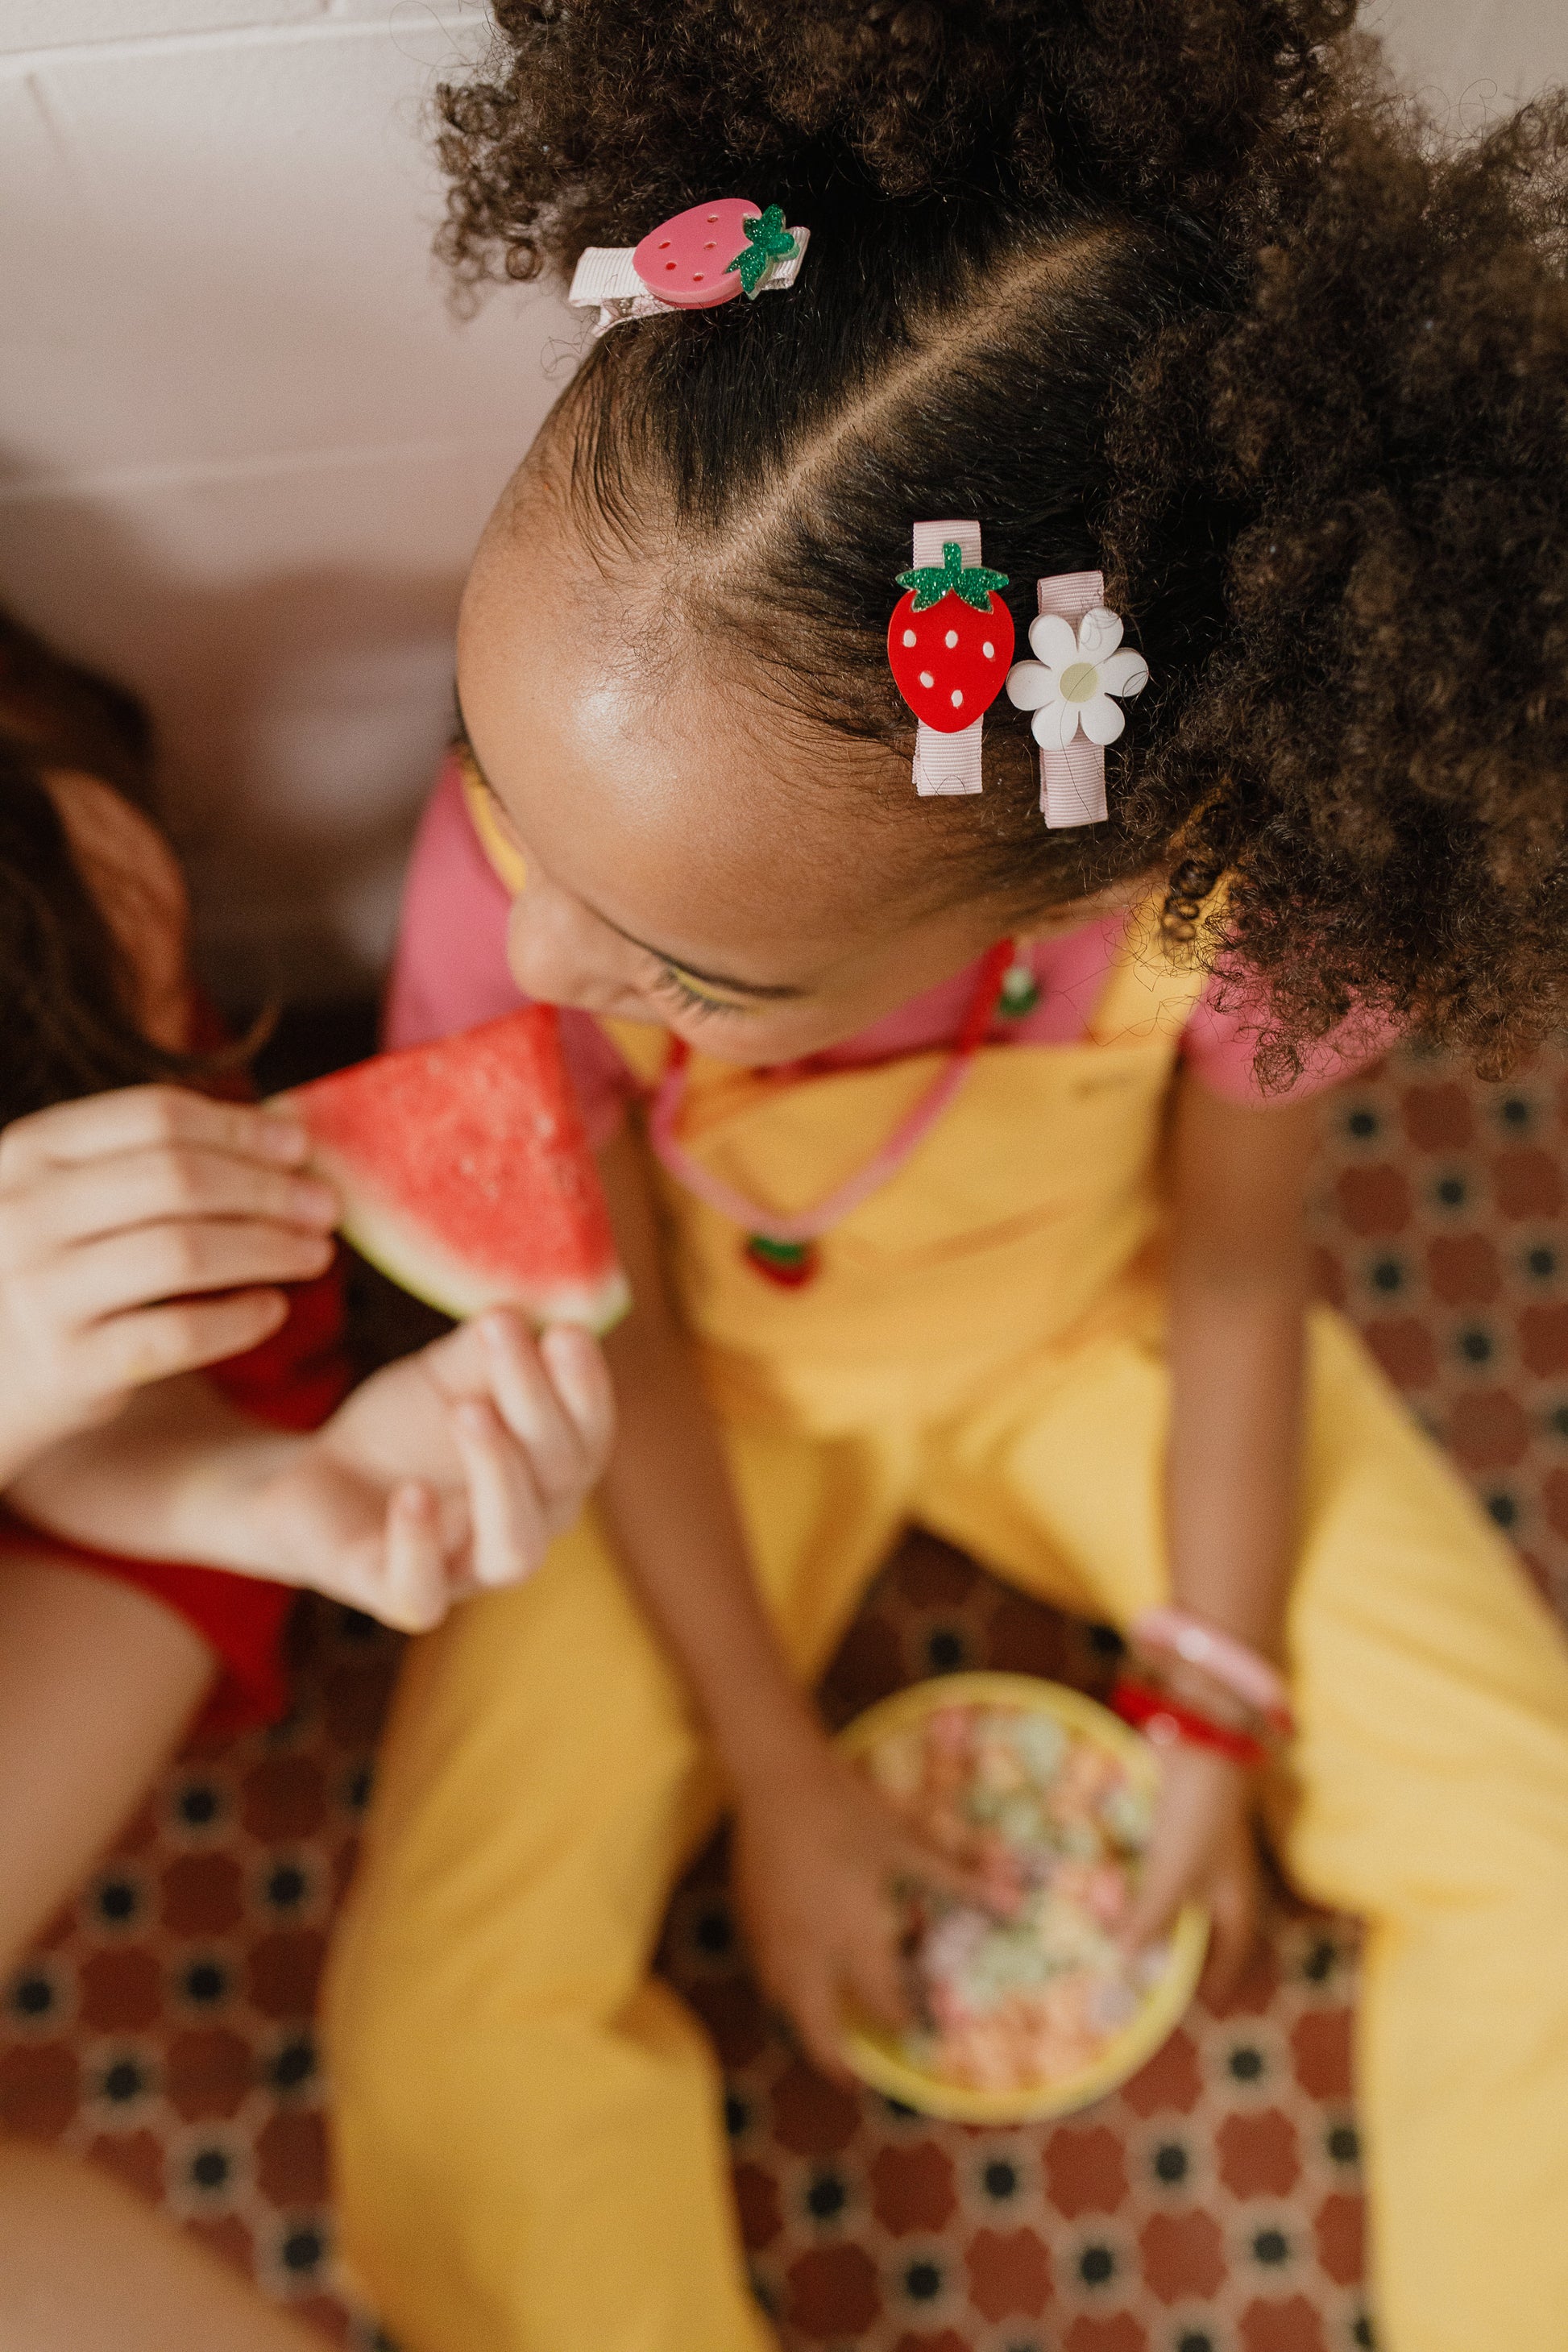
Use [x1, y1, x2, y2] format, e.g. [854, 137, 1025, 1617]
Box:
[886, 529, 1150, 825]
[567, 198, 810, 338]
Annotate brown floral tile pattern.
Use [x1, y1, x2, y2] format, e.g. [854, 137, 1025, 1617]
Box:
[1313, 1046, 1568, 1616]
[2, 1043, 1564, 2350]
[0, 1606, 396, 2349]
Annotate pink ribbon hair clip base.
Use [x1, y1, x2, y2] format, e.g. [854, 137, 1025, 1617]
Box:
[1005, 572, 1149, 828]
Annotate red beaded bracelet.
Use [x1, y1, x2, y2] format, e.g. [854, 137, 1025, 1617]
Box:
[1111, 1674, 1270, 1770]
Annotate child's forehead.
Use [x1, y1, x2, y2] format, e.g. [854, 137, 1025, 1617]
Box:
[459, 500, 922, 932]
[473, 684, 908, 972]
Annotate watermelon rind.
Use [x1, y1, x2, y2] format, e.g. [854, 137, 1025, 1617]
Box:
[270, 1003, 632, 1335]
[307, 1140, 631, 1334]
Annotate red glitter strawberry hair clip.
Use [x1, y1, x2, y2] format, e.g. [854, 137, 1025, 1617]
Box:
[887, 525, 1151, 824]
[886, 523, 1014, 797]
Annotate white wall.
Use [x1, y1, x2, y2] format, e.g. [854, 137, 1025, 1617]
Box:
[0, 2, 575, 1000]
[1372, 0, 1565, 113]
[0, 0, 1562, 1003]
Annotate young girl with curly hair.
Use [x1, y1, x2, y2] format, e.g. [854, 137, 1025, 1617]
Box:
[0, 608, 613, 2346]
[323, 8, 1568, 2350]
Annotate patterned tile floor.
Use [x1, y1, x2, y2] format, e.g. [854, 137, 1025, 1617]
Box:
[1311, 1044, 1568, 1617]
[2, 1041, 1565, 2350]
[671, 1550, 1371, 2352]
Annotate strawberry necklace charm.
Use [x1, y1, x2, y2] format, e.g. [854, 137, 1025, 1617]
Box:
[650, 951, 1018, 1293]
[744, 1234, 819, 1287]
[887, 541, 1014, 732]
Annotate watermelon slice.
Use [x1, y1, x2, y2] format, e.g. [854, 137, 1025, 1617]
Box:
[276, 1008, 629, 1331]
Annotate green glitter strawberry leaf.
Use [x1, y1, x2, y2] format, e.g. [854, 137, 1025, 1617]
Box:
[725, 205, 798, 298]
[747, 1234, 811, 1266]
[895, 541, 1010, 614]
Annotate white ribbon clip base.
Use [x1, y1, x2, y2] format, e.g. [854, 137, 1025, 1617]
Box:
[567, 230, 810, 338]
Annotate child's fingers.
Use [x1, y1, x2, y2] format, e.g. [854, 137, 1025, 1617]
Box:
[891, 1827, 1018, 1921]
[1121, 1836, 1197, 1956]
[478, 1313, 600, 1519]
[1122, 1747, 1253, 1959]
[25, 1143, 337, 1255]
[844, 1910, 909, 2037]
[376, 1482, 455, 1633]
[84, 1289, 293, 1393]
[1121, 1865, 1180, 1956]
[450, 1396, 550, 1588]
[778, 1960, 856, 2086]
[0, 1086, 309, 1187]
[1196, 1858, 1259, 2009]
[538, 1323, 616, 1475]
[49, 1217, 334, 1328]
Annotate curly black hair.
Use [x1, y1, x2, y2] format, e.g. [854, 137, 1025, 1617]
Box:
[433, 2, 1568, 1077]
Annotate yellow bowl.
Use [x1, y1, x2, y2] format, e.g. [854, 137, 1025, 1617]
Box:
[836, 1670, 1209, 2124]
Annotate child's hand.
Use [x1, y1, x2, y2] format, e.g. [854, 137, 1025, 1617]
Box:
[0, 1085, 336, 1479]
[730, 1736, 1014, 2081]
[243, 1310, 614, 1632]
[1121, 1744, 1260, 2002]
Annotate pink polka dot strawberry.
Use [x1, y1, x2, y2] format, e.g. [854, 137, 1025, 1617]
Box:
[887, 542, 1014, 733]
[631, 199, 797, 310]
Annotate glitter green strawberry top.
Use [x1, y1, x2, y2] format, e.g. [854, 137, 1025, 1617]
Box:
[895, 541, 1011, 614]
[726, 205, 798, 297]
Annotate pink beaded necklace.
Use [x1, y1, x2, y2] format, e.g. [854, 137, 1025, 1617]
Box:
[649, 940, 1017, 1286]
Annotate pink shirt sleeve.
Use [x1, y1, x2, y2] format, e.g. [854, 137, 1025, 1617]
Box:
[1180, 973, 1398, 1104]
[383, 756, 633, 1148]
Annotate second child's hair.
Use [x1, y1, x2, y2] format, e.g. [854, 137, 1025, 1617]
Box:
[436, 2, 1568, 1076]
[0, 607, 221, 1122]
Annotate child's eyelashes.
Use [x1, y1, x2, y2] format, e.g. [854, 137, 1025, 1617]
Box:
[650, 962, 754, 1020]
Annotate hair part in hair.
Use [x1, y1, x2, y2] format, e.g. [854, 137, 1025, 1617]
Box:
[435, 1, 1568, 1081]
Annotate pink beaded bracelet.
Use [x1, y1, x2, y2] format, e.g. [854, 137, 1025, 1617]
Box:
[1129, 1607, 1295, 1740]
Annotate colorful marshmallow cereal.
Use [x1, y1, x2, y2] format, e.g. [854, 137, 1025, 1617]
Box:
[839, 1674, 1208, 2122]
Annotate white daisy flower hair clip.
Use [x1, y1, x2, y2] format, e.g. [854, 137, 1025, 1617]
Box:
[1004, 570, 1150, 828]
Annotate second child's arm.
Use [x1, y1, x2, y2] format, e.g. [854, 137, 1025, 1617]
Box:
[9, 1311, 614, 1633]
[1124, 1071, 1317, 1985]
[594, 1127, 1001, 2076]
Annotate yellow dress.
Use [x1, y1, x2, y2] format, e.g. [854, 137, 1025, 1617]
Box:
[325, 838, 1568, 2352]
